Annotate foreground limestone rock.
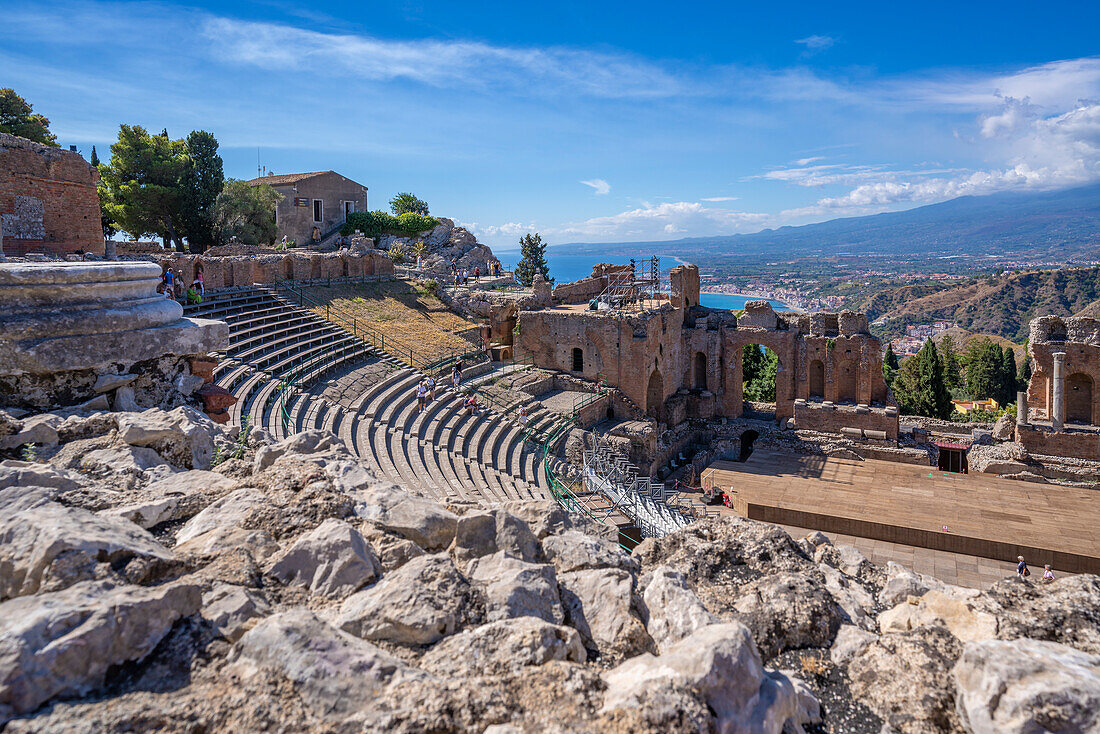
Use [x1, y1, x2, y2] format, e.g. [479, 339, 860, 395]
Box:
[0, 490, 175, 600]
[2, 407, 1099, 733]
[602, 622, 819, 733]
[953, 638, 1100, 734]
[0, 580, 200, 722]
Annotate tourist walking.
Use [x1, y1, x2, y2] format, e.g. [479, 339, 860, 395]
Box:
[451, 365, 461, 389]
[473, 266, 480, 283]
[416, 253, 423, 269]
[425, 374, 436, 401]
[173, 271, 184, 301]
[1042, 564, 1055, 583]
[1017, 556, 1030, 578]
[415, 380, 428, 414]
[195, 267, 205, 296]
[311, 226, 321, 247]
[454, 356, 464, 379]
[163, 269, 176, 300]
[519, 404, 528, 428]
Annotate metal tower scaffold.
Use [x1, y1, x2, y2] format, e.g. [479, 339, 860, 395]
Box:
[595, 256, 664, 311]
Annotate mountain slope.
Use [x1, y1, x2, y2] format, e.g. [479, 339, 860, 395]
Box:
[868, 267, 1100, 342]
[563, 183, 1100, 261]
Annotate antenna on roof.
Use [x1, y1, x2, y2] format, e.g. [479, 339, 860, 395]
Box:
[257, 148, 262, 178]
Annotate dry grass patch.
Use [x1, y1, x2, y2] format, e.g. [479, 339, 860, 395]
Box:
[305, 281, 479, 356]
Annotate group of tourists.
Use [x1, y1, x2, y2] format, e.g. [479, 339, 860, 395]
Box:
[414, 357, 467, 415]
[446, 260, 503, 287]
[159, 266, 205, 305]
[1016, 556, 1056, 583]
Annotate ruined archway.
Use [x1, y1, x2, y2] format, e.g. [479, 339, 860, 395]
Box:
[809, 359, 825, 398]
[836, 360, 858, 403]
[742, 343, 778, 419]
[1067, 372, 1093, 424]
[694, 352, 707, 390]
[646, 369, 664, 420]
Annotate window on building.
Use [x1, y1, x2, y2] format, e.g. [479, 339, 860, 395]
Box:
[572, 348, 583, 372]
[313, 199, 324, 223]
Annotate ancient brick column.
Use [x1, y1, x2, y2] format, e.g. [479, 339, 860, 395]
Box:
[1052, 351, 1066, 431]
[1016, 390, 1029, 427]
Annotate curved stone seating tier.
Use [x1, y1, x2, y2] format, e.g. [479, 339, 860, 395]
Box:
[1, 262, 225, 376]
[185, 287, 549, 505]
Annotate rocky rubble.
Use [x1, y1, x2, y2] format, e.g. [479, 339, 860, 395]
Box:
[0, 407, 1098, 732]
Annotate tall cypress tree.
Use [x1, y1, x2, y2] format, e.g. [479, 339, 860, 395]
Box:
[999, 346, 1017, 405]
[894, 340, 952, 419]
[939, 334, 962, 389]
[883, 343, 899, 388]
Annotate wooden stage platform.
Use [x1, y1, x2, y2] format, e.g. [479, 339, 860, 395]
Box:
[702, 449, 1100, 574]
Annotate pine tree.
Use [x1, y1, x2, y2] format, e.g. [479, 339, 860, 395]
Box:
[179, 130, 225, 252]
[0, 89, 58, 146]
[514, 233, 551, 287]
[893, 340, 952, 419]
[90, 145, 100, 166]
[963, 339, 1003, 401]
[1019, 354, 1032, 391]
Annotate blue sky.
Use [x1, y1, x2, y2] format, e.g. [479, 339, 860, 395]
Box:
[5, 0, 1100, 246]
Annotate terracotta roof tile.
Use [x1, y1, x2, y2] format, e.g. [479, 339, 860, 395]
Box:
[246, 171, 333, 186]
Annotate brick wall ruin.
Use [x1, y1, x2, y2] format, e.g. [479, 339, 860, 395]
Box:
[152, 249, 395, 290]
[515, 263, 898, 439]
[0, 133, 103, 257]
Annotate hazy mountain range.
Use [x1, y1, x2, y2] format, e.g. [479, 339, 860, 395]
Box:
[559, 183, 1100, 262]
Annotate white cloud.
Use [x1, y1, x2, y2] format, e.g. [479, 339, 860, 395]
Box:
[199, 17, 682, 99]
[794, 156, 825, 166]
[701, 196, 739, 201]
[580, 178, 611, 195]
[552, 201, 770, 241]
[795, 35, 836, 52]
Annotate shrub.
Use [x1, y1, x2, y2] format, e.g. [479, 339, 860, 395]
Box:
[387, 243, 406, 264]
[342, 210, 439, 237]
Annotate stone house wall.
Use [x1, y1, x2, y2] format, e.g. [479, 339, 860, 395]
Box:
[249, 171, 368, 246]
[0, 133, 103, 256]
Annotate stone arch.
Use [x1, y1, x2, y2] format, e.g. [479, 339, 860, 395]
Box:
[809, 359, 825, 398]
[646, 369, 664, 420]
[694, 352, 707, 390]
[1067, 372, 1093, 424]
[837, 360, 858, 403]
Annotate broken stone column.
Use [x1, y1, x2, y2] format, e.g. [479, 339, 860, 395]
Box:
[0, 262, 227, 411]
[1016, 390, 1029, 427]
[104, 238, 116, 260]
[1052, 352, 1066, 431]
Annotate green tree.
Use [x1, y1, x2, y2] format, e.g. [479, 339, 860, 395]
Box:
[515, 233, 551, 287]
[938, 334, 962, 389]
[389, 192, 430, 216]
[212, 179, 282, 246]
[178, 130, 224, 252]
[1019, 353, 1032, 391]
[883, 343, 899, 388]
[893, 340, 952, 419]
[90, 145, 116, 241]
[962, 338, 1005, 401]
[742, 344, 777, 402]
[99, 125, 189, 249]
[0, 89, 57, 146]
[999, 346, 1018, 405]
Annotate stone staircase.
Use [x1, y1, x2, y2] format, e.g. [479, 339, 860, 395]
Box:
[184, 288, 553, 505]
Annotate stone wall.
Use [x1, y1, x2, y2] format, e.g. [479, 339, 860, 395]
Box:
[152, 249, 395, 290]
[551, 263, 634, 304]
[794, 400, 899, 440]
[1027, 315, 1100, 426]
[0, 133, 103, 257]
[515, 264, 896, 437]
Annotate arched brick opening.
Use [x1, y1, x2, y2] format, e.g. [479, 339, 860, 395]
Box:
[694, 352, 707, 389]
[646, 369, 664, 420]
[1067, 372, 1093, 424]
[572, 347, 584, 373]
[809, 359, 825, 398]
[837, 360, 858, 403]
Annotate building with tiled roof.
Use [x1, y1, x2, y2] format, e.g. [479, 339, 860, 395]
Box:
[248, 170, 368, 246]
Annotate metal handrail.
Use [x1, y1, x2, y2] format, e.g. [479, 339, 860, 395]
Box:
[269, 277, 486, 376]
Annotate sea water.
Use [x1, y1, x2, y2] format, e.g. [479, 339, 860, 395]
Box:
[493, 249, 790, 311]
